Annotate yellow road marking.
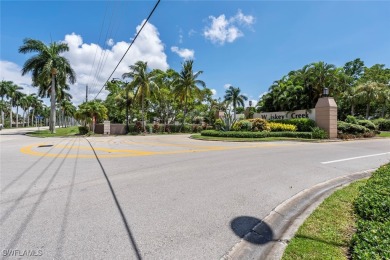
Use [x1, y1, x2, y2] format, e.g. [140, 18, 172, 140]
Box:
[20, 141, 292, 159]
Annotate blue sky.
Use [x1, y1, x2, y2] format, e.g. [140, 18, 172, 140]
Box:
[1, 0, 390, 105]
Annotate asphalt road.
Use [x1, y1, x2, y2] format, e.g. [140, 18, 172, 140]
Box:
[1, 130, 389, 259]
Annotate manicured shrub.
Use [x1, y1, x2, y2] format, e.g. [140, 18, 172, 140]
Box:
[372, 118, 390, 131]
[232, 120, 252, 131]
[345, 115, 358, 124]
[200, 130, 312, 139]
[311, 127, 327, 139]
[351, 220, 390, 260]
[269, 118, 316, 132]
[337, 121, 369, 134]
[248, 118, 270, 131]
[268, 122, 297, 132]
[214, 118, 225, 130]
[354, 164, 390, 222]
[78, 126, 89, 135]
[357, 120, 377, 131]
[351, 164, 390, 259]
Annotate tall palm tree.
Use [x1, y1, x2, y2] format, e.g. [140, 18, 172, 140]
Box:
[174, 60, 206, 129]
[0, 81, 13, 126]
[19, 38, 76, 133]
[19, 94, 30, 127]
[224, 85, 248, 121]
[14, 91, 25, 128]
[356, 81, 382, 119]
[122, 61, 157, 131]
[7, 84, 23, 128]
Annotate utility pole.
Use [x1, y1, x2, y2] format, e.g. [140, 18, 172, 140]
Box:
[86, 85, 88, 102]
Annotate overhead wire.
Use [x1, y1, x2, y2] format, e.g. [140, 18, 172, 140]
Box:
[93, 0, 161, 100]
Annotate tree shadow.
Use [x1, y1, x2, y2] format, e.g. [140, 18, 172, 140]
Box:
[231, 216, 274, 245]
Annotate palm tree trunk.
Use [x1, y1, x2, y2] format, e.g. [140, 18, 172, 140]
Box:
[1, 96, 4, 126]
[365, 103, 370, 119]
[27, 109, 30, 127]
[351, 104, 355, 116]
[381, 104, 386, 118]
[16, 106, 19, 128]
[9, 101, 13, 128]
[233, 104, 237, 121]
[141, 94, 145, 132]
[50, 74, 56, 133]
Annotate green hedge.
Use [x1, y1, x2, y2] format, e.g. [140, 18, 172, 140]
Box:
[269, 118, 316, 132]
[337, 121, 370, 134]
[126, 123, 207, 133]
[351, 164, 390, 259]
[357, 120, 377, 131]
[200, 130, 313, 139]
[372, 118, 390, 131]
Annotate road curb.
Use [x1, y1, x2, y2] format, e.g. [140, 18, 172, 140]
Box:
[221, 169, 375, 260]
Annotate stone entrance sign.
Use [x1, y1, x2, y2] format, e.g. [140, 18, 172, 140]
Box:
[252, 109, 315, 121]
[103, 121, 110, 135]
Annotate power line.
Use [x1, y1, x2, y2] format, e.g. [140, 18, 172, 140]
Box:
[94, 0, 161, 100]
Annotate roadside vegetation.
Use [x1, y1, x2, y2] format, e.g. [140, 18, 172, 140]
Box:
[27, 126, 79, 137]
[282, 164, 390, 260]
[0, 40, 389, 139]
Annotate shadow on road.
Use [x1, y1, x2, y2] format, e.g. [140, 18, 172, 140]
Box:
[86, 138, 143, 260]
[231, 216, 274, 244]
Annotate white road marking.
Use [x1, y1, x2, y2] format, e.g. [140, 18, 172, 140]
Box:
[321, 152, 390, 164]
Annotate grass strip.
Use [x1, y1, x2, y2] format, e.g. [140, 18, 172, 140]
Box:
[282, 179, 367, 260]
[379, 131, 390, 137]
[27, 126, 80, 137]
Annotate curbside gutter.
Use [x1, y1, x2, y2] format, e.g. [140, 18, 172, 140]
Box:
[221, 169, 376, 260]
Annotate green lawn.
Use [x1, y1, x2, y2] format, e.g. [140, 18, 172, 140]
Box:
[282, 179, 367, 260]
[190, 134, 314, 142]
[27, 126, 80, 137]
[379, 131, 390, 137]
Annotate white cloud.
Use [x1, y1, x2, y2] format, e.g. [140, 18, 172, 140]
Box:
[203, 10, 255, 45]
[171, 46, 195, 60]
[232, 9, 255, 26]
[223, 83, 231, 89]
[188, 29, 197, 37]
[106, 38, 114, 46]
[60, 20, 168, 105]
[1, 21, 168, 106]
[211, 89, 217, 96]
[0, 60, 38, 96]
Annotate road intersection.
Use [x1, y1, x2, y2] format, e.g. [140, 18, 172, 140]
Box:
[1, 129, 389, 259]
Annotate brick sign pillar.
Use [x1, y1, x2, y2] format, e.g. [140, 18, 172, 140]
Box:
[103, 121, 110, 135]
[315, 97, 337, 138]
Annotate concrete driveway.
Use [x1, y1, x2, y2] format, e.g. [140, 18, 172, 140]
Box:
[1, 133, 389, 259]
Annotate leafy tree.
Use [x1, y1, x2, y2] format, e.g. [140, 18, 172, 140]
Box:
[224, 85, 248, 120]
[122, 61, 158, 131]
[75, 100, 107, 131]
[0, 81, 14, 126]
[19, 38, 76, 133]
[174, 60, 206, 129]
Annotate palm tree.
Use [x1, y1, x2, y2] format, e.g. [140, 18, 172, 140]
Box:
[19, 38, 76, 133]
[14, 91, 25, 128]
[7, 84, 23, 128]
[0, 81, 13, 126]
[19, 94, 30, 127]
[75, 100, 107, 132]
[122, 61, 157, 132]
[356, 81, 382, 119]
[224, 86, 248, 121]
[174, 60, 206, 129]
